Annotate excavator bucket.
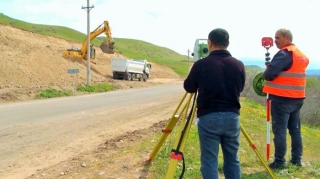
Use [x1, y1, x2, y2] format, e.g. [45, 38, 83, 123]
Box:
[100, 41, 115, 54]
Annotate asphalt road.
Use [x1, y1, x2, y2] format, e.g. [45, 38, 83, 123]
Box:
[0, 83, 184, 128]
[0, 83, 186, 178]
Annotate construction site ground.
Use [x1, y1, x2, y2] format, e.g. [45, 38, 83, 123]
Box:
[0, 25, 186, 178]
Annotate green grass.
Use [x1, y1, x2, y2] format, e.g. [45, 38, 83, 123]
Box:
[306, 77, 320, 88]
[123, 97, 320, 178]
[35, 83, 115, 99]
[0, 13, 190, 77]
[76, 83, 115, 93]
[0, 13, 86, 43]
[35, 88, 72, 99]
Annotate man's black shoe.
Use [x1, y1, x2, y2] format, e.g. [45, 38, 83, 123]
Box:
[290, 161, 302, 167]
[268, 162, 285, 169]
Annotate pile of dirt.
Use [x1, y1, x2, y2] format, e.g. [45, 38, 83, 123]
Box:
[0, 24, 182, 103]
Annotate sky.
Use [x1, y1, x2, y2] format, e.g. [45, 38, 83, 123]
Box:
[1, 0, 320, 68]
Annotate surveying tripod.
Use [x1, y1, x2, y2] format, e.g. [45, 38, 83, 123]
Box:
[146, 92, 276, 179]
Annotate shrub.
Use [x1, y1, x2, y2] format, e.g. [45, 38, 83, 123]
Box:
[36, 88, 72, 99]
[242, 68, 320, 126]
[301, 77, 320, 125]
[77, 85, 96, 93]
[76, 83, 115, 93]
[241, 67, 265, 105]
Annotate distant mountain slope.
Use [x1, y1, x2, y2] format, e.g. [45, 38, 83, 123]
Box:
[241, 59, 320, 76]
[240, 59, 266, 68]
[306, 69, 320, 77]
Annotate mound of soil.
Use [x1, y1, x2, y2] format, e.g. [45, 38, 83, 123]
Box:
[0, 24, 182, 103]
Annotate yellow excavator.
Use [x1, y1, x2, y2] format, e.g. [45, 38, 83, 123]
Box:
[62, 21, 115, 62]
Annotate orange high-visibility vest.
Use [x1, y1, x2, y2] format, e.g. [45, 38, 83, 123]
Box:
[263, 44, 309, 98]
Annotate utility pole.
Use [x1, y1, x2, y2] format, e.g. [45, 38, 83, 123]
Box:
[82, 0, 94, 86]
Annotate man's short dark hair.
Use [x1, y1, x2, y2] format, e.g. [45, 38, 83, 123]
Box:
[208, 28, 229, 48]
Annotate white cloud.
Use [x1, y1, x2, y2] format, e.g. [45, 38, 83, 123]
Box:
[1, 0, 320, 68]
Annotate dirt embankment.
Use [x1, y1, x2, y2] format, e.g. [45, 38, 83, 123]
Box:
[0, 24, 182, 103]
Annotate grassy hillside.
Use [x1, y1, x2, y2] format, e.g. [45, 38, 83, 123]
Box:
[113, 38, 190, 76]
[0, 13, 85, 43]
[0, 13, 189, 77]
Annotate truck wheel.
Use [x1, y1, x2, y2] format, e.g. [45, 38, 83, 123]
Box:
[139, 75, 143, 81]
[125, 73, 130, 80]
[127, 73, 132, 81]
[130, 73, 134, 81]
[143, 74, 147, 82]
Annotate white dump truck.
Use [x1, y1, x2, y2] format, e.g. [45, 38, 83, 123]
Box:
[111, 58, 151, 81]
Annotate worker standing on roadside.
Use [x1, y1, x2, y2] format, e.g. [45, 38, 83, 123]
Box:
[263, 28, 309, 169]
[184, 28, 246, 179]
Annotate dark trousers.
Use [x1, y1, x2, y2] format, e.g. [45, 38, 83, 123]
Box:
[271, 100, 303, 165]
[198, 112, 241, 179]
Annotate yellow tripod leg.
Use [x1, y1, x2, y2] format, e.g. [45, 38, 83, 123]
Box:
[147, 92, 189, 162]
[147, 91, 276, 178]
[241, 124, 276, 179]
[166, 93, 197, 179]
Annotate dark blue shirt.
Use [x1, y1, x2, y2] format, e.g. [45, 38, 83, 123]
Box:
[184, 50, 246, 117]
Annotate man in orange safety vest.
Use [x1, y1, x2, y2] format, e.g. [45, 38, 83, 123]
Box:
[263, 28, 309, 169]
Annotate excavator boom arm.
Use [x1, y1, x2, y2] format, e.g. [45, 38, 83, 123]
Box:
[80, 21, 114, 57]
[62, 20, 115, 62]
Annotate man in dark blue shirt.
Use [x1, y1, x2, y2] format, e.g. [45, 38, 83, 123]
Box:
[184, 28, 245, 179]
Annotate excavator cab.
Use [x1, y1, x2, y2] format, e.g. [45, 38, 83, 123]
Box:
[63, 46, 95, 61]
[100, 40, 115, 54]
[90, 45, 96, 59]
